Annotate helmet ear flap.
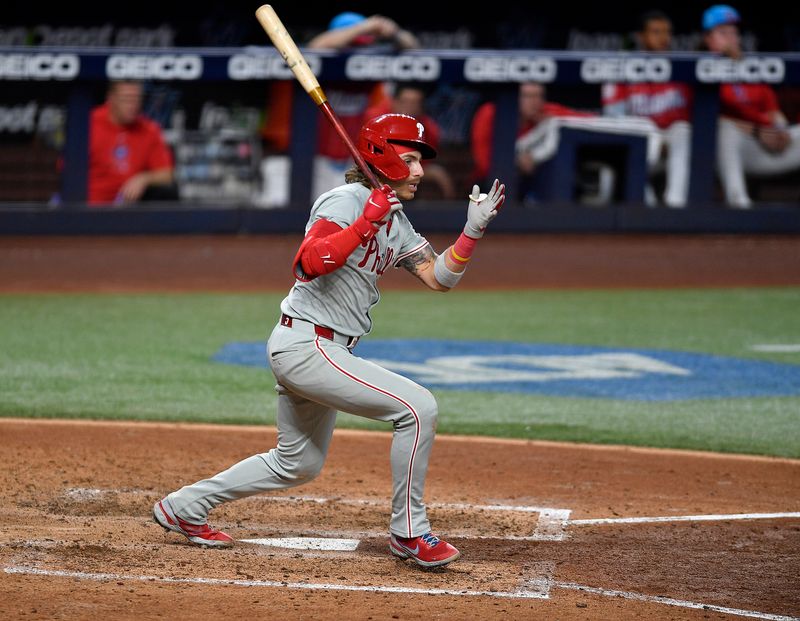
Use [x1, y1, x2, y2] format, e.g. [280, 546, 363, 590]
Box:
[358, 127, 410, 181]
[362, 129, 386, 158]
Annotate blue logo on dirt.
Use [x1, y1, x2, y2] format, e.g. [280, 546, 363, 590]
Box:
[212, 339, 800, 401]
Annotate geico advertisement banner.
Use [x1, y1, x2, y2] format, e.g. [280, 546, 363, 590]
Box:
[580, 57, 672, 82]
[227, 53, 322, 80]
[695, 57, 785, 83]
[345, 55, 441, 81]
[464, 56, 557, 82]
[106, 54, 203, 80]
[0, 53, 80, 80]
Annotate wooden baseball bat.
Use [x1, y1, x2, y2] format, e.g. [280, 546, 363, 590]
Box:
[255, 4, 382, 190]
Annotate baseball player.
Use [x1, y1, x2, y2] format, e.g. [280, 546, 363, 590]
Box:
[472, 82, 662, 206]
[154, 113, 505, 568]
[703, 5, 800, 208]
[602, 10, 693, 208]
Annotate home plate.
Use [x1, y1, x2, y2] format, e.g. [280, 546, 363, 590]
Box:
[240, 537, 361, 551]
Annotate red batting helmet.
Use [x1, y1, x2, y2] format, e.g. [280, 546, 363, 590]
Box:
[357, 113, 437, 181]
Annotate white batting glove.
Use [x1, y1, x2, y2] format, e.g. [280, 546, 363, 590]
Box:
[464, 179, 505, 239]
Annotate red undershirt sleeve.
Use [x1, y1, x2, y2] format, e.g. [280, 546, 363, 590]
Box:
[292, 217, 375, 281]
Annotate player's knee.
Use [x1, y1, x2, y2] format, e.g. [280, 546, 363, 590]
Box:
[293, 466, 323, 484]
[413, 389, 438, 431]
[268, 449, 325, 484]
[291, 454, 326, 483]
[296, 451, 325, 482]
[392, 388, 438, 431]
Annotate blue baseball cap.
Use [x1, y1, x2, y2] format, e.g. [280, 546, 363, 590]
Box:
[329, 12, 366, 30]
[702, 5, 741, 31]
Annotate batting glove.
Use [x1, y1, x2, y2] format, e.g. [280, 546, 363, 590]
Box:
[363, 184, 403, 228]
[464, 179, 505, 239]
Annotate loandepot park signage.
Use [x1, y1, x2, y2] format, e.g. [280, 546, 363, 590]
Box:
[213, 340, 800, 402]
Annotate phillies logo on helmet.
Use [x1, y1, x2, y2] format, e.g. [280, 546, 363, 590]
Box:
[358, 114, 437, 181]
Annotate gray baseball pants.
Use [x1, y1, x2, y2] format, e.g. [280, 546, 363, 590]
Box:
[167, 318, 437, 538]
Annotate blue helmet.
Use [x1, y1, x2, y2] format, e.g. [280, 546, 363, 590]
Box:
[702, 5, 741, 31]
[329, 12, 366, 30]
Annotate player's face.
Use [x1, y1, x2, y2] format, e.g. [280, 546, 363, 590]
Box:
[393, 89, 425, 118]
[518, 83, 545, 123]
[390, 151, 424, 201]
[640, 19, 672, 52]
[705, 24, 741, 58]
[109, 82, 144, 126]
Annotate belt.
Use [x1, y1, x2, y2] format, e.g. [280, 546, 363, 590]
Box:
[280, 313, 359, 349]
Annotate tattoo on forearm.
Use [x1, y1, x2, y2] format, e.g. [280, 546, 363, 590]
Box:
[398, 244, 435, 275]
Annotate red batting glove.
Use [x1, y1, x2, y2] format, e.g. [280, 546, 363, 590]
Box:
[365, 184, 402, 224]
[353, 184, 403, 240]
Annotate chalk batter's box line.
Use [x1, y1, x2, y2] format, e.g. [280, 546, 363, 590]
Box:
[568, 512, 800, 526]
[5, 566, 799, 620]
[3, 566, 551, 600]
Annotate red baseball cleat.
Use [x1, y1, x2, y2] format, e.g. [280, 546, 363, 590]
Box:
[153, 497, 234, 548]
[389, 532, 461, 568]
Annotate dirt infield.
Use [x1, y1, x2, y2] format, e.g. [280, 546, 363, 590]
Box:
[1, 234, 799, 619]
[1, 418, 798, 620]
[2, 233, 800, 291]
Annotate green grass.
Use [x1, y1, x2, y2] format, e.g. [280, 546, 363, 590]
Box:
[1, 289, 799, 457]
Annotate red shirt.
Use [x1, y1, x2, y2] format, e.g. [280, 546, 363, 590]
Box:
[601, 82, 692, 129]
[470, 101, 592, 181]
[261, 82, 389, 158]
[317, 83, 388, 160]
[719, 83, 780, 127]
[88, 103, 173, 205]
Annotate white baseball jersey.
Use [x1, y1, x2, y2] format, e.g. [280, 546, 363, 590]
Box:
[281, 182, 429, 337]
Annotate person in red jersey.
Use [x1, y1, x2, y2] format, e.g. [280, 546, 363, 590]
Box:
[306, 12, 419, 198]
[602, 10, 693, 207]
[259, 12, 426, 204]
[470, 82, 594, 187]
[703, 5, 800, 208]
[471, 82, 659, 204]
[88, 80, 175, 206]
